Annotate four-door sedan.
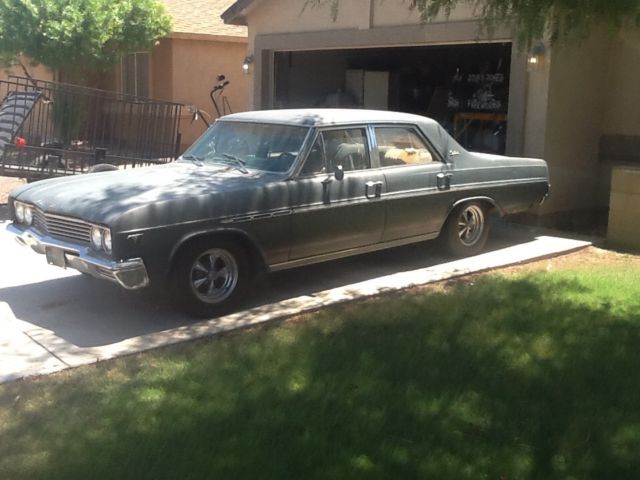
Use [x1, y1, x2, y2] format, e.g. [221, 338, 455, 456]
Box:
[7, 109, 549, 316]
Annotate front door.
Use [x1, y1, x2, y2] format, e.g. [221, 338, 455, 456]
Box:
[288, 127, 385, 260]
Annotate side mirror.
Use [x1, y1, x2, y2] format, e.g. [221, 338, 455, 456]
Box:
[334, 164, 344, 181]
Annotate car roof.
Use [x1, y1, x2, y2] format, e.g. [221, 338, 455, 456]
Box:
[220, 108, 440, 128]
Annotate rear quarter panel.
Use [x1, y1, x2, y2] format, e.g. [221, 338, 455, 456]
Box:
[448, 151, 549, 215]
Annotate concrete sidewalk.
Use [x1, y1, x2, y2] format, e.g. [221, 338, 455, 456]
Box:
[0, 231, 591, 384]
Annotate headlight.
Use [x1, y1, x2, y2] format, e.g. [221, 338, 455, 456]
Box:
[90, 226, 103, 250]
[14, 202, 25, 223]
[23, 205, 33, 225]
[102, 229, 112, 253]
[91, 225, 112, 253]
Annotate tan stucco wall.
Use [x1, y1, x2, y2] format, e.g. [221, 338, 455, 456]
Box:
[0, 57, 54, 83]
[536, 27, 640, 215]
[168, 37, 249, 149]
[98, 36, 248, 152]
[521, 60, 550, 160]
[246, 0, 477, 42]
[596, 28, 640, 207]
[539, 30, 610, 214]
[151, 38, 174, 102]
[602, 29, 640, 136]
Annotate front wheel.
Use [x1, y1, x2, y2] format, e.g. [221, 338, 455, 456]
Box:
[171, 239, 250, 317]
[443, 202, 490, 257]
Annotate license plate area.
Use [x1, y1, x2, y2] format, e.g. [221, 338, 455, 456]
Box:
[45, 247, 67, 268]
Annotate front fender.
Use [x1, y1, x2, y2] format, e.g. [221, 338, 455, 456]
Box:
[166, 227, 269, 277]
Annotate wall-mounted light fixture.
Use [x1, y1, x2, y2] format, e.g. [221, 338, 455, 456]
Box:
[527, 42, 546, 72]
[242, 55, 254, 75]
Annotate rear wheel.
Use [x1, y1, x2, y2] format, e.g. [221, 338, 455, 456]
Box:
[171, 239, 250, 317]
[443, 202, 490, 257]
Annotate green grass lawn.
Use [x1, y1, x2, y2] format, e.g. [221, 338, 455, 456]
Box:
[2, 261, 640, 479]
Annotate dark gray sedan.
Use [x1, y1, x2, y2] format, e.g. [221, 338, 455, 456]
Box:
[7, 109, 549, 316]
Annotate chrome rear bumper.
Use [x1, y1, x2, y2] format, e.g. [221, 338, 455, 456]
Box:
[7, 223, 149, 290]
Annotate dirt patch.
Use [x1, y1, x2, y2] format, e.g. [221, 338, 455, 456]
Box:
[498, 245, 640, 273]
[0, 176, 25, 204]
[0, 176, 26, 220]
[409, 246, 638, 295]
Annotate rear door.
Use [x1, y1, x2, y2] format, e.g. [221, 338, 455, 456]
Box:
[288, 126, 386, 260]
[373, 125, 452, 241]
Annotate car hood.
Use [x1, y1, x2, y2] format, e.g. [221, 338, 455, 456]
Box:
[11, 162, 277, 226]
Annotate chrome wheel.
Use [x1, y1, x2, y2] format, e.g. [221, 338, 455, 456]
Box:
[457, 204, 485, 247]
[189, 248, 239, 304]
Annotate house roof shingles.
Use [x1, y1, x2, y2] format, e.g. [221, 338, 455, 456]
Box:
[159, 0, 247, 38]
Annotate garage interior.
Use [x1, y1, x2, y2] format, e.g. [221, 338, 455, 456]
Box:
[274, 43, 512, 154]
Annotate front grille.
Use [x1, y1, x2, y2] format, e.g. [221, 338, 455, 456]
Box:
[32, 209, 91, 244]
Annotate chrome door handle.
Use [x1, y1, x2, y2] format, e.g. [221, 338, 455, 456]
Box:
[437, 173, 453, 190]
[321, 177, 332, 204]
[365, 181, 383, 199]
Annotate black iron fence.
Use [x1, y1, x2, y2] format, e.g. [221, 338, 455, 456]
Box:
[0, 76, 183, 180]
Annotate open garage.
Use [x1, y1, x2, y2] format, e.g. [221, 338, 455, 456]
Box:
[274, 43, 512, 154]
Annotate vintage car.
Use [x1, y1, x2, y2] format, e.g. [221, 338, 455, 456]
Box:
[7, 109, 549, 316]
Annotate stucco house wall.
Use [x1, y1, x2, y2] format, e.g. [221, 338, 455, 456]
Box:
[155, 0, 249, 150]
[107, 34, 248, 151]
[101, 0, 249, 152]
[540, 31, 609, 217]
[0, 59, 54, 84]
[169, 36, 249, 148]
[540, 27, 640, 222]
[598, 28, 640, 208]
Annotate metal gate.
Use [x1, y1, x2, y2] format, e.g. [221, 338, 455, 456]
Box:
[0, 76, 184, 180]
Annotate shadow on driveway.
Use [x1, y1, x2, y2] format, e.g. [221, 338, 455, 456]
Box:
[0, 221, 536, 349]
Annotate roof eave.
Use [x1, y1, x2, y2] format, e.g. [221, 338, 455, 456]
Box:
[168, 31, 248, 43]
[221, 0, 255, 26]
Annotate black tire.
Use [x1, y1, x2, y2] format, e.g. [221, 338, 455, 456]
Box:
[443, 201, 490, 257]
[88, 163, 118, 173]
[170, 238, 250, 317]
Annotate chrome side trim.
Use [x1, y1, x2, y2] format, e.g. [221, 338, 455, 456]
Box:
[281, 177, 547, 214]
[378, 177, 549, 201]
[220, 208, 292, 224]
[7, 223, 149, 290]
[269, 231, 439, 272]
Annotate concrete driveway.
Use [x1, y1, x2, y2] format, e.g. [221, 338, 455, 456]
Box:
[0, 218, 591, 383]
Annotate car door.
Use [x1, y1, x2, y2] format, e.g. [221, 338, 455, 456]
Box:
[288, 126, 386, 260]
[372, 125, 452, 241]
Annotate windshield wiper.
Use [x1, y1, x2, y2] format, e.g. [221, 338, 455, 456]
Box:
[219, 153, 249, 174]
[180, 154, 204, 166]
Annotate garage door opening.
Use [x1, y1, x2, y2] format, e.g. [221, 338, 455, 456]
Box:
[274, 43, 512, 154]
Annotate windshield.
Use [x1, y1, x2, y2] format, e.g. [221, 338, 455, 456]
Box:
[181, 121, 309, 173]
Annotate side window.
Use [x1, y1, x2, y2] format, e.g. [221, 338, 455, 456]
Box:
[299, 135, 326, 176]
[374, 127, 436, 167]
[322, 128, 369, 171]
[121, 52, 150, 98]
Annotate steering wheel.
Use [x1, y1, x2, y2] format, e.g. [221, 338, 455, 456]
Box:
[276, 152, 296, 171]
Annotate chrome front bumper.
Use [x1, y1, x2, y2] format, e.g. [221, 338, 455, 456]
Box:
[7, 223, 149, 290]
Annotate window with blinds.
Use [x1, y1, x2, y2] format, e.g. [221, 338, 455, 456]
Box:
[121, 52, 150, 98]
